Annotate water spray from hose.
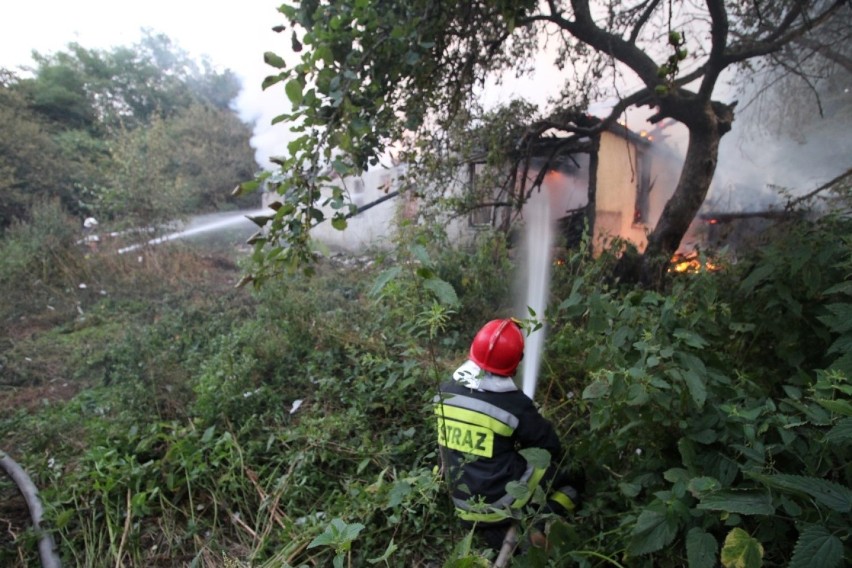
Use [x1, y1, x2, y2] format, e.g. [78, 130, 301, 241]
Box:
[519, 190, 554, 400]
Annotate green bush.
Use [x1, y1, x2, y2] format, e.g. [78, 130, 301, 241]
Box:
[537, 211, 852, 567]
[0, 198, 88, 323]
[6, 197, 850, 567]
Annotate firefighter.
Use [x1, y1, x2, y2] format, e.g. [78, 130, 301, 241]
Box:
[434, 318, 583, 551]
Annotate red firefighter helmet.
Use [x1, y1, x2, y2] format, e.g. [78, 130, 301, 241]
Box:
[469, 319, 525, 376]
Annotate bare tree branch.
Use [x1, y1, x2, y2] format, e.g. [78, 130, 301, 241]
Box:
[786, 167, 852, 210]
[629, 0, 663, 44]
[793, 35, 852, 73]
[761, 0, 807, 43]
[724, 0, 848, 65]
[699, 0, 730, 98]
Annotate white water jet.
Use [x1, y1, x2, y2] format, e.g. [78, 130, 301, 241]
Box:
[519, 189, 555, 399]
[117, 209, 269, 254]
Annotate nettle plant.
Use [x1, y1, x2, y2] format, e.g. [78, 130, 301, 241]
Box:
[544, 215, 851, 567]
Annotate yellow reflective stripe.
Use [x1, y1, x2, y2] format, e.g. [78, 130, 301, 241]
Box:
[453, 467, 549, 522]
[434, 404, 514, 437]
[509, 466, 547, 509]
[437, 417, 494, 458]
[456, 508, 516, 523]
[550, 489, 576, 512]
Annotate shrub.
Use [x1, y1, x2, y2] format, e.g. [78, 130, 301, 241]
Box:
[0, 198, 89, 323]
[538, 210, 852, 567]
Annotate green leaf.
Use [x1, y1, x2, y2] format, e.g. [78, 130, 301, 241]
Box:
[285, 78, 304, 105]
[815, 398, 852, 417]
[626, 383, 650, 406]
[739, 263, 775, 294]
[308, 531, 335, 548]
[518, 447, 551, 470]
[747, 473, 852, 513]
[582, 380, 610, 400]
[688, 476, 722, 497]
[367, 538, 399, 564]
[341, 521, 364, 542]
[628, 500, 679, 555]
[263, 51, 287, 69]
[387, 481, 411, 507]
[443, 530, 490, 567]
[697, 490, 775, 516]
[721, 528, 764, 568]
[788, 525, 844, 568]
[262, 73, 284, 90]
[415, 267, 435, 279]
[410, 244, 431, 266]
[505, 480, 532, 501]
[674, 328, 708, 348]
[423, 278, 459, 306]
[611, 326, 631, 348]
[369, 267, 401, 297]
[247, 214, 273, 227]
[824, 417, 852, 444]
[331, 158, 350, 176]
[308, 518, 364, 551]
[201, 426, 215, 444]
[817, 303, 852, 333]
[309, 207, 324, 222]
[237, 180, 260, 195]
[686, 527, 718, 568]
[676, 352, 707, 376]
[558, 279, 584, 312]
[687, 429, 717, 444]
[684, 369, 707, 408]
[827, 333, 852, 355]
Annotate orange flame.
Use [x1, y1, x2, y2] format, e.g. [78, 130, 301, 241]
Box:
[669, 252, 720, 273]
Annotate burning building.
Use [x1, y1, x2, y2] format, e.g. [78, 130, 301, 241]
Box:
[263, 119, 685, 256]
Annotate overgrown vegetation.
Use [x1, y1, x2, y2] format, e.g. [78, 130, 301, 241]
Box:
[0, 31, 258, 230]
[2, 179, 850, 567]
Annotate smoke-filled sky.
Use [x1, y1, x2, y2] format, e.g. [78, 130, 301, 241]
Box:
[2, 1, 847, 211]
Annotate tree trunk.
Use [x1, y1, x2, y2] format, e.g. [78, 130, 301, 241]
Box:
[585, 135, 600, 257]
[620, 100, 734, 287]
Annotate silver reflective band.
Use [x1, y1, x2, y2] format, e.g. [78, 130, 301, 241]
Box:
[433, 393, 519, 430]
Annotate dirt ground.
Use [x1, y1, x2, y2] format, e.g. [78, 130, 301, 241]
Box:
[0, 234, 254, 565]
[0, 246, 246, 417]
[0, 476, 39, 566]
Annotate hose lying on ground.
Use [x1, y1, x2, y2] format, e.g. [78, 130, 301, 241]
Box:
[0, 450, 61, 568]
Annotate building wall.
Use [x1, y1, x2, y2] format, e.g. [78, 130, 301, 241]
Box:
[595, 130, 647, 249]
[593, 130, 680, 252]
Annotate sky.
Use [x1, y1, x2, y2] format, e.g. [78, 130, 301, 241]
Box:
[2, 1, 847, 210]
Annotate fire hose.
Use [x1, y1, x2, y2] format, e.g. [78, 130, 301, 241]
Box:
[0, 450, 61, 568]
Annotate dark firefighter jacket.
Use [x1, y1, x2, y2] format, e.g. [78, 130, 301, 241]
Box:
[434, 372, 564, 523]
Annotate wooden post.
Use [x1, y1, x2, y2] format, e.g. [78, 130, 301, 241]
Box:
[492, 523, 518, 568]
